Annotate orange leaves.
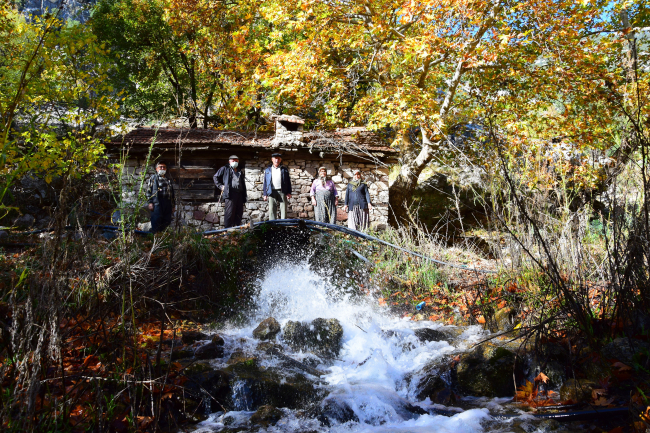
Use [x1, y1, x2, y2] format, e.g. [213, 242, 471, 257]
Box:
[515, 380, 535, 401]
[534, 372, 549, 384]
[516, 372, 558, 408]
[591, 387, 615, 407]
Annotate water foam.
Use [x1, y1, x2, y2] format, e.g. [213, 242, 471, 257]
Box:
[195, 261, 491, 432]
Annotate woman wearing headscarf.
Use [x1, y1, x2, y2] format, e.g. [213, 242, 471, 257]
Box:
[310, 167, 338, 223]
[344, 169, 373, 231]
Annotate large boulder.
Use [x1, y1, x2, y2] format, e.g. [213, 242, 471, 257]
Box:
[183, 366, 233, 415]
[224, 360, 325, 411]
[253, 317, 281, 341]
[416, 364, 457, 405]
[194, 342, 225, 360]
[456, 343, 520, 397]
[282, 318, 343, 357]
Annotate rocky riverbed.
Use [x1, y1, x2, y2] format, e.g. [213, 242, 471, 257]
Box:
[167, 261, 611, 433]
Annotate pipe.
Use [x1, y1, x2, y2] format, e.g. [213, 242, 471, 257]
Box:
[11, 219, 495, 273]
[532, 406, 629, 421]
[204, 219, 494, 274]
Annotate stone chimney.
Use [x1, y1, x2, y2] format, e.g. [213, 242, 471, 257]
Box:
[271, 114, 304, 148]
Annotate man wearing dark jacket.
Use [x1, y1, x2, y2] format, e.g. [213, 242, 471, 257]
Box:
[262, 153, 292, 220]
[147, 161, 176, 233]
[214, 155, 247, 228]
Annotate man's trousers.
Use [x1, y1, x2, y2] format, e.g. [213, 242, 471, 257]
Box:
[268, 189, 288, 220]
[150, 198, 173, 233]
[224, 193, 244, 228]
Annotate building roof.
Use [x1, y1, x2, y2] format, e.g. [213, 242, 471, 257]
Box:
[109, 126, 397, 156]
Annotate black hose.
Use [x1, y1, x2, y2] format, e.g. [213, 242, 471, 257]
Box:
[202, 219, 494, 274]
[10, 219, 495, 273]
[532, 406, 629, 421]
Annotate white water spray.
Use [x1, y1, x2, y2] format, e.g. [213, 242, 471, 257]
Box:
[194, 261, 495, 432]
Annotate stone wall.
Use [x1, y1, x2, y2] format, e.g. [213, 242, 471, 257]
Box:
[123, 157, 390, 230]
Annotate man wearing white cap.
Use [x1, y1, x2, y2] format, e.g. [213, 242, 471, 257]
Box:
[214, 155, 247, 228]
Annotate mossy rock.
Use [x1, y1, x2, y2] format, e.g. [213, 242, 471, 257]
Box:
[224, 361, 325, 411]
[560, 379, 597, 402]
[253, 317, 281, 341]
[250, 405, 283, 427]
[456, 343, 519, 397]
[227, 349, 257, 365]
[282, 318, 343, 357]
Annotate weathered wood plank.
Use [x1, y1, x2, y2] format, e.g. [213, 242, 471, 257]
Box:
[168, 167, 216, 178]
[179, 189, 216, 200]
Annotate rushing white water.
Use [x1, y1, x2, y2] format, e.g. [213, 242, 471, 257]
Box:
[192, 261, 499, 432]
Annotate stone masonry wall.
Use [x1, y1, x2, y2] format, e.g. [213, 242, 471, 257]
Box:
[123, 157, 390, 230]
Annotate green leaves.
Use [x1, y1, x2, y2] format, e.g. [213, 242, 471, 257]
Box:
[1, 7, 120, 200]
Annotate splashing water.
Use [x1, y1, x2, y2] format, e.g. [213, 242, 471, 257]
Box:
[193, 261, 499, 432]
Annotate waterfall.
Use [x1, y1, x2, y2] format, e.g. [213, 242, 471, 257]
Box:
[191, 261, 499, 432]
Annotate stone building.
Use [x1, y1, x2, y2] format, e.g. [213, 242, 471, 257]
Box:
[108, 117, 397, 229]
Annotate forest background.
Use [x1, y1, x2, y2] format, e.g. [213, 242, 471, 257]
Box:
[1, 0, 650, 431]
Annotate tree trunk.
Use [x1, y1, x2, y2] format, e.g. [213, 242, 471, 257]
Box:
[386, 2, 502, 227]
[388, 129, 437, 227]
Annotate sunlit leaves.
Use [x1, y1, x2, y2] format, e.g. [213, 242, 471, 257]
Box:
[1, 7, 120, 186]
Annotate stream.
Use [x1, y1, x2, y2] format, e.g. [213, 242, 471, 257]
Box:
[185, 259, 558, 433]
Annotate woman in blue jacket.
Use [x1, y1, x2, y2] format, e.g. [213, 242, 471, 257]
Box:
[344, 169, 373, 231]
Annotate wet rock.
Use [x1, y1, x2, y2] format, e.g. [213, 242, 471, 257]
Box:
[224, 360, 325, 411]
[319, 399, 359, 425]
[170, 347, 194, 360]
[456, 343, 520, 397]
[414, 328, 452, 343]
[253, 317, 281, 341]
[182, 330, 208, 344]
[250, 405, 283, 427]
[227, 349, 257, 365]
[0, 231, 8, 241]
[282, 318, 343, 357]
[211, 334, 225, 346]
[13, 214, 35, 228]
[194, 342, 225, 360]
[183, 368, 232, 415]
[560, 379, 597, 402]
[256, 341, 283, 353]
[416, 359, 457, 403]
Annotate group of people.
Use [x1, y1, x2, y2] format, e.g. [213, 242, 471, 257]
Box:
[146, 154, 374, 233]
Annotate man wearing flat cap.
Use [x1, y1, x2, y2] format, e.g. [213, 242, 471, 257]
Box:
[263, 153, 292, 220]
[214, 155, 247, 228]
